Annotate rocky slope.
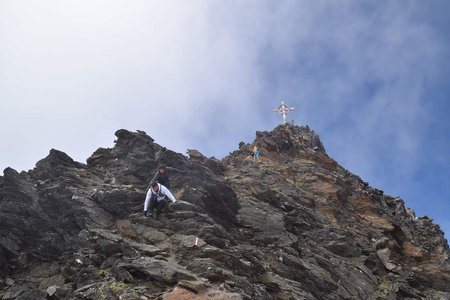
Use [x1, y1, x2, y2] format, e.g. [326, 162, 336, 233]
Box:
[0, 125, 449, 300]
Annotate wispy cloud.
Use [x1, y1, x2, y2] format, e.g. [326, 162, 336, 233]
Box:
[0, 1, 265, 168]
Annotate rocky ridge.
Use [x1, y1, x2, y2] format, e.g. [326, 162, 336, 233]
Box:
[0, 125, 449, 299]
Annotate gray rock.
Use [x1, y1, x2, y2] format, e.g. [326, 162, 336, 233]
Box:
[47, 285, 57, 296]
[115, 257, 196, 284]
[1, 126, 449, 300]
[16, 289, 47, 300]
[187, 149, 206, 161]
[1, 288, 24, 300]
[54, 284, 73, 299]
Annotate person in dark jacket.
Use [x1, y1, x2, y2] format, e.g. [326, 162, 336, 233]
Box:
[152, 163, 170, 188]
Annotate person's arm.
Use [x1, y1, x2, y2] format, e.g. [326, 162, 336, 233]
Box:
[166, 166, 183, 173]
[161, 185, 177, 203]
[144, 189, 153, 211]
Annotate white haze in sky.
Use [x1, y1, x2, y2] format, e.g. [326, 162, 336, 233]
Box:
[1, 1, 449, 236]
[0, 1, 262, 167]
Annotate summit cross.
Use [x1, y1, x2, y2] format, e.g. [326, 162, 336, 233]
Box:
[273, 101, 295, 124]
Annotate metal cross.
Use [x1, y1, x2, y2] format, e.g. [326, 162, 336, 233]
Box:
[273, 101, 295, 124]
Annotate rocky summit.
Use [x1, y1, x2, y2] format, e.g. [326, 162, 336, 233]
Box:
[1, 125, 449, 300]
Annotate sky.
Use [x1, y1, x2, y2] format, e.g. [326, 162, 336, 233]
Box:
[1, 1, 449, 238]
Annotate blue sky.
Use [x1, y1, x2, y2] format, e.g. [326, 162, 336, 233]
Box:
[1, 1, 449, 237]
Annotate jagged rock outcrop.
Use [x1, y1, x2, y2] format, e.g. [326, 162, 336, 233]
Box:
[0, 125, 449, 299]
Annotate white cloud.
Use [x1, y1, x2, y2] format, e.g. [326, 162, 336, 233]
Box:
[0, 1, 265, 170]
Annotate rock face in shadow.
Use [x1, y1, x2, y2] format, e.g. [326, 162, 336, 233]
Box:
[1, 125, 449, 300]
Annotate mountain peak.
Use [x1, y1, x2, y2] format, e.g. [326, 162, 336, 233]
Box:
[254, 124, 326, 156]
[0, 127, 449, 299]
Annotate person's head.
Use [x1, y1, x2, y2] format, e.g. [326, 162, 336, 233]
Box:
[159, 163, 167, 173]
[151, 181, 159, 192]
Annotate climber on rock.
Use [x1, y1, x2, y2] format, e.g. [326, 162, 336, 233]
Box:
[244, 145, 261, 162]
[151, 163, 171, 188]
[253, 145, 261, 161]
[149, 162, 184, 212]
[144, 181, 177, 219]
